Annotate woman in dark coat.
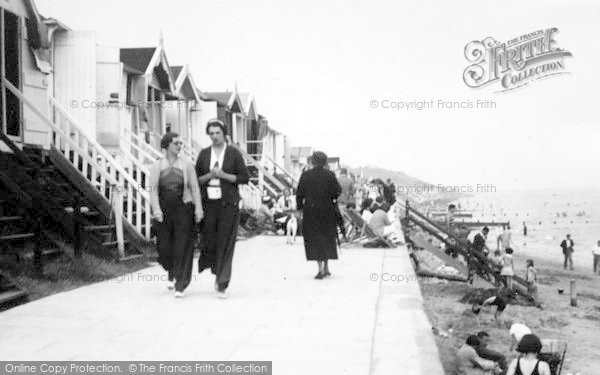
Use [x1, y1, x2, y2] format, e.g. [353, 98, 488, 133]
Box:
[296, 151, 342, 279]
[195, 120, 250, 298]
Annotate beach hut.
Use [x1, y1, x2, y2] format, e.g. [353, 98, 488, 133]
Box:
[203, 91, 244, 146]
[165, 65, 200, 144]
[290, 146, 313, 180]
[119, 43, 177, 152]
[189, 90, 217, 149]
[0, 0, 60, 151]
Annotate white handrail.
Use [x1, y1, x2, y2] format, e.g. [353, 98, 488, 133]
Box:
[48, 96, 149, 198]
[47, 96, 152, 240]
[263, 154, 297, 186]
[121, 135, 158, 165]
[123, 127, 163, 159]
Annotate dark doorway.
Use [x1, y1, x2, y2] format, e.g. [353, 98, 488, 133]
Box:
[2, 9, 21, 138]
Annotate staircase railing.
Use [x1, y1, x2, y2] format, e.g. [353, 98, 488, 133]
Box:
[2, 78, 151, 252]
[121, 129, 162, 163]
[232, 143, 286, 192]
[263, 154, 297, 187]
[123, 127, 163, 161]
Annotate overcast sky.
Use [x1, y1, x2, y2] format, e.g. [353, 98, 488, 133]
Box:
[35, 0, 600, 190]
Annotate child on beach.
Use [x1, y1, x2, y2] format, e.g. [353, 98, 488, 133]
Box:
[525, 259, 538, 300]
[500, 248, 515, 290]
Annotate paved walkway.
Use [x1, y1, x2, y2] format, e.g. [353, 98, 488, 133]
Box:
[0, 236, 444, 375]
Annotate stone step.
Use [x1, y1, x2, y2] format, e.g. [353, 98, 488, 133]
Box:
[0, 233, 36, 241]
[0, 216, 24, 223]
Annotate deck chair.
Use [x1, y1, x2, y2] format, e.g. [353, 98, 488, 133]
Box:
[343, 209, 396, 248]
[539, 339, 568, 375]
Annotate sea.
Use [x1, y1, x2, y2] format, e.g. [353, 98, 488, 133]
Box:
[451, 187, 600, 270]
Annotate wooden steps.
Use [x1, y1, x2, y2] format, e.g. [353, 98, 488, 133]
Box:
[408, 230, 469, 276]
[0, 216, 23, 222]
[0, 289, 28, 305]
[0, 233, 36, 241]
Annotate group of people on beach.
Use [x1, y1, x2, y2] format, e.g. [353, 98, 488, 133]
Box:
[457, 326, 554, 375]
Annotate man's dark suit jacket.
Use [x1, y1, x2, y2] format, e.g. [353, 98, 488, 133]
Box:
[560, 239, 574, 254]
[195, 145, 250, 205]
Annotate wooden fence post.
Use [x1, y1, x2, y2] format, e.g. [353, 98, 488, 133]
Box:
[570, 279, 577, 307]
[113, 184, 125, 259]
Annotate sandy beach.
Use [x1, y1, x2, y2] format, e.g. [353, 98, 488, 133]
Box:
[418, 190, 600, 375]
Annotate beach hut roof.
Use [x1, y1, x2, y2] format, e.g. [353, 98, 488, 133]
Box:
[120, 47, 157, 73]
[204, 91, 243, 112]
[291, 147, 313, 160]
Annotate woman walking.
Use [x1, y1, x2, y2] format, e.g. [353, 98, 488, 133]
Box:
[195, 119, 249, 298]
[149, 132, 203, 298]
[296, 151, 342, 279]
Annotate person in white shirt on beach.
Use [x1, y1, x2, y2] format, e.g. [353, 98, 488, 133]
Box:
[508, 322, 532, 352]
[593, 240, 600, 275]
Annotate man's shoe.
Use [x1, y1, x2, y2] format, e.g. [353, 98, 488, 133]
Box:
[174, 291, 184, 298]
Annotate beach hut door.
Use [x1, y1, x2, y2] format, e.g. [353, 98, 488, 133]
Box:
[1, 9, 22, 142]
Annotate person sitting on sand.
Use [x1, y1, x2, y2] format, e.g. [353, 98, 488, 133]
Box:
[506, 334, 551, 375]
[475, 331, 507, 372]
[508, 321, 532, 352]
[456, 335, 502, 375]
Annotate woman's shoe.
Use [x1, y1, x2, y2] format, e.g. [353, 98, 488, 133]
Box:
[174, 291, 184, 298]
[217, 290, 228, 299]
[167, 280, 176, 290]
[323, 271, 331, 277]
[314, 272, 325, 280]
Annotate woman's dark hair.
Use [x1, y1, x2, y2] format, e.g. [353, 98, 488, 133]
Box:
[311, 151, 328, 168]
[465, 335, 480, 347]
[160, 132, 179, 150]
[206, 119, 227, 136]
[505, 247, 514, 254]
[527, 259, 534, 267]
[361, 198, 373, 213]
[516, 334, 542, 354]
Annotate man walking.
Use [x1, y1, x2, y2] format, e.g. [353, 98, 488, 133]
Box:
[560, 234, 575, 270]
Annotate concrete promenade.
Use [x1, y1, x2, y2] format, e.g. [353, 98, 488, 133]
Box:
[0, 236, 444, 375]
